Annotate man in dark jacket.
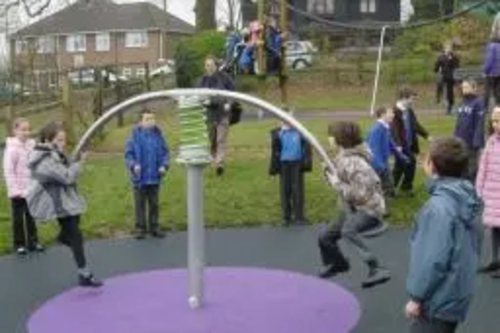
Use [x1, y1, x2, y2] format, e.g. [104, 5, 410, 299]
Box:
[391, 88, 431, 195]
[435, 44, 460, 115]
[269, 117, 312, 226]
[406, 137, 483, 333]
[196, 56, 236, 176]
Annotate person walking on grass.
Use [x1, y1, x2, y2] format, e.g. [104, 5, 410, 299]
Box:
[367, 106, 409, 198]
[406, 137, 483, 333]
[392, 87, 431, 196]
[454, 79, 486, 183]
[269, 116, 313, 226]
[435, 43, 460, 115]
[27, 122, 102, 288]
[319, 121, 390, 289]
[2, 118, 44, 255]
[196, 56, 236, 176]
[476, 106, 500, 278]
[125, 108, 170, 240]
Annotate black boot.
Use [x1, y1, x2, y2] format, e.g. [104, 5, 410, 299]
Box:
[478, 262, 500, 274]
[362, 260, 391, 288]
[318, 260, 350, 279]
[79, 273, 103, 288]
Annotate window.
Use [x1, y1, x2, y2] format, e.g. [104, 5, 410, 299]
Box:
[125, 31, 148, 48]
[122, 68, 132, 77]
[66, 34, 86, 52]
[360, 0, 376, 13]
[307, 0, 334, 14]
[37, 36, 54, 54]
[95, 33, 110, 52]
[15, 40, 27, 54]
[136, 68, 146, 77]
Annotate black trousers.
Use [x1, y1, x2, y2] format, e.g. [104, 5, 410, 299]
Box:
[57, 215, 87, 269]
[393, 153, 417, 192]
[134, 185, 160, 232]
[318, 210, 379, 267]
[484, 76, 500, 111]
[11, 198, 38, 249]
[466, 149, 481, 184]
[377, 168, 395, 197]
[409, 317, 458, 333]
[443, 79, 455, 114]
[280, 161, 305, 222]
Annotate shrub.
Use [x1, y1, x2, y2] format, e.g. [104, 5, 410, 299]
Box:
[174, 30, 226, 88]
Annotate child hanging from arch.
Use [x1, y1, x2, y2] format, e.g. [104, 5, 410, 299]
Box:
[26, 122, 102, 288]
[318, 121, 390, 289]
[2, 118, 44, 255]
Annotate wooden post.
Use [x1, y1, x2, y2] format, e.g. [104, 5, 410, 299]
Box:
[62, 76, 76, 148]
[116, 81, 125, 127]
[145, 62, 151, 91]
[279, 0, 289, 106]
[257, 0, 267, 76]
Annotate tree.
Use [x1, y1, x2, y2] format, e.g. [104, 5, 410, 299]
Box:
[217, 0, 242, 30]
[411, 0, 456, 20]
[195, 0, 216, 31]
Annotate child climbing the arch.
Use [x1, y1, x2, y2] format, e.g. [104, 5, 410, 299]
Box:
[405, 137, 482, 333]
[269, 113, 313, 226]
[2, 118, 44, 255]
[476, 106, 500, 278]
[319, 121, 390, 289]
[125, 108, 170, 240]
[26, 122, 102, 288]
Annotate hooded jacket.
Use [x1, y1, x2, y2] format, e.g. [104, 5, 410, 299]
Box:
[124, 125, 170, 187]
[2, 137, 35, 198]
[454, 94, 486, 151]
[407, 178, 483, 323]
[476, 134, 500, 227]
[196, 71, 235, 123]
[333, 144, 386, 218]
[483, 41, 500, 77]
[26, 144, 86, 222]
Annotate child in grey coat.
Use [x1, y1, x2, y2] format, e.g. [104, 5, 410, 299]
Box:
[27, 122, 102, 288]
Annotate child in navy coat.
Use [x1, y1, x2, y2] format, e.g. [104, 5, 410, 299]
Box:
[454, 79, 486, 182]
[125, 108, 170, 239]
[269, 118, 312, 226]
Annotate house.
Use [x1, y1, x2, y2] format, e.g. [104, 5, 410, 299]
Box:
[242, 0, 401, 32]
[10, 0, 194, 82]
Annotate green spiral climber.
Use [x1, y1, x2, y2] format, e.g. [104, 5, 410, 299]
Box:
[176, 95, 211, 165]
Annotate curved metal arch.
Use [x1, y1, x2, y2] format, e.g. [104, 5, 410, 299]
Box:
[72, 89, 336, 176]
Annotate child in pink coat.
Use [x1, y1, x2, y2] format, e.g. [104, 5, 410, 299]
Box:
[477, 107, 500, 278]
[2, 118, 44, 255]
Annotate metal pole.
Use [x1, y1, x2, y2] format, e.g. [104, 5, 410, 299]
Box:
[370, 26, 388, 116]
[186, 165, 205, 309]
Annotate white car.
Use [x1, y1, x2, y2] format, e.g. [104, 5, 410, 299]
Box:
[150, 60, 176, 77]
[285, 41, 317, 70]
[68, 69, 127, 85]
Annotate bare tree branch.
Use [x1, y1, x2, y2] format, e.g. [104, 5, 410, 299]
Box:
[20, 0, 52, 18]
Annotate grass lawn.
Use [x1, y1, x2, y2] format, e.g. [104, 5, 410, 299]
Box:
[0, 113, 456, 255]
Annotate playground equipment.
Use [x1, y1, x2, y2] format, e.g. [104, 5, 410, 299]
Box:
[72, 89, 336, 309]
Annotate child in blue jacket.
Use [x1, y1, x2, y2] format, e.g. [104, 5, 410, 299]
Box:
[125, 108, 170, 240]
[454, 79, 486, 182]
[405, 137, 483, 333]
[367, 106, 408, 197]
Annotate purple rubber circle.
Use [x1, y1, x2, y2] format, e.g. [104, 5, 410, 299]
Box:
[28, 268, 361, 333]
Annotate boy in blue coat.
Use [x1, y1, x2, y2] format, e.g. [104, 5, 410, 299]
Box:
[125, 108, 170, 240]
[405, 137, 483, 333]
[367, 106, 408, 197]
[454, 79, 486, 182]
